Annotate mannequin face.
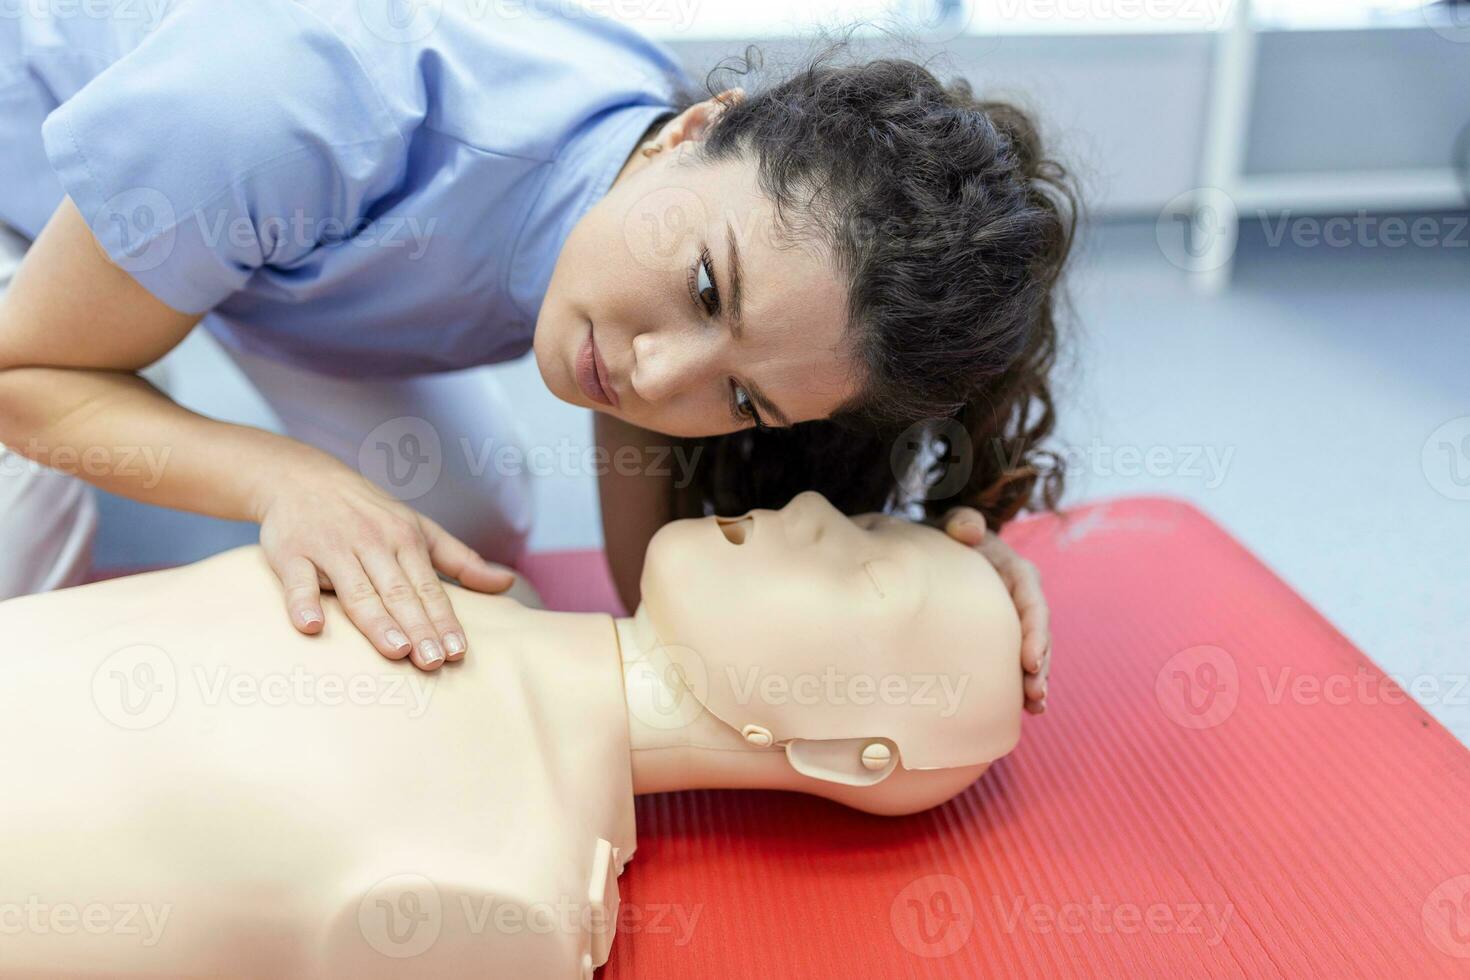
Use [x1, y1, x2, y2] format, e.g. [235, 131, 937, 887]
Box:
[647, 490, 930, 636]
[637, 491, 1023, 774]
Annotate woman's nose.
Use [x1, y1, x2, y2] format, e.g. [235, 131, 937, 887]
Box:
[630, 329, 713, 404]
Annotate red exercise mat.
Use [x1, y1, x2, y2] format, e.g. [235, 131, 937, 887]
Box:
[524, 496, 1470, 979]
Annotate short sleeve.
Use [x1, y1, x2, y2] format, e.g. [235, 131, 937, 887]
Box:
[40, 1, 404, 314]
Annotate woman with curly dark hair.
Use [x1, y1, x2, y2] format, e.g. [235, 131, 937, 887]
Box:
[0, 4, 1070, 711]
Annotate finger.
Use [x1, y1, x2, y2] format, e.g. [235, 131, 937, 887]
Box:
[981, 541, 1050, 673]
[323, 556, 414, 662]
[941, 507, 987, 546]
[1024, 671, 1047, 704]
[397, 545, 469, 662]
[273, 554, 324, 635]
[421, 518, 516, 594]
[1015, 587, 1051, 675]
[359, 549, 447, 670]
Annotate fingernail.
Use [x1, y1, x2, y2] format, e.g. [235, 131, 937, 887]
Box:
[419, 639, 444, 666]
[444, 633, 466, 656]
[299, 609, 322, 628]
[386, 629, 410, 652]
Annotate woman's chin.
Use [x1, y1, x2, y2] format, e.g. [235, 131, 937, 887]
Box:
[529, 326, 571, 401]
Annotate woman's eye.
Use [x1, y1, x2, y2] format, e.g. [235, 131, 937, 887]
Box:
[732, 383, 761, 425]
[694, 250, 720, 315]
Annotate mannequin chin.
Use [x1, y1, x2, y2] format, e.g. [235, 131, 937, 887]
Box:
[0, 492, 1024, 975]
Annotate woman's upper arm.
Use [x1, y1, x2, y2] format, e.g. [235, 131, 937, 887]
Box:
[24, 1, 402, 325]
[595, 414, 677, 612]
[0, 197, 199, 374]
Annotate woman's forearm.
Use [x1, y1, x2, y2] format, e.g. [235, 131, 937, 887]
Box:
[0, 195, 326, 522]
[0, 364, 330, 523]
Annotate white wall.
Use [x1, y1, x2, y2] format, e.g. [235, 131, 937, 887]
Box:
[666, 23, 1470, 216]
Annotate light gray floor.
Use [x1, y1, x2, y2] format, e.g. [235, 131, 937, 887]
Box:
[95, 212, 1470, 743]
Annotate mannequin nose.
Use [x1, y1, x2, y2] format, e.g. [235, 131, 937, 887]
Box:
[631, 330, 701, 404]
[781, 491, 839, 543]
[786, 491, 837, 518]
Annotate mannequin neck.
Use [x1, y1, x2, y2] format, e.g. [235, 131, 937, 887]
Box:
[608, 604, 994, 816]
[613, 605, 795, 797]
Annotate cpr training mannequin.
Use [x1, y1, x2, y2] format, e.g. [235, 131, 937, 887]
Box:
[0, 491, 1023, 977]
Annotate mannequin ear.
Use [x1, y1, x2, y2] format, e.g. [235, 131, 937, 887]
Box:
[660, 88, 746, 151]
[785, 737, 898, 788]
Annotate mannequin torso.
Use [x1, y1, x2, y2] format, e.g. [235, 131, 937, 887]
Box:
[0, 493, 1025, 976]
[0, 547, 634, 978]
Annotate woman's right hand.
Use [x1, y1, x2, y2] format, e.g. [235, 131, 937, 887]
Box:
[255, 459, 516, 670]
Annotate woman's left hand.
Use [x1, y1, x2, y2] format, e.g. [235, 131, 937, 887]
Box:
[942, 507, 1051, 714]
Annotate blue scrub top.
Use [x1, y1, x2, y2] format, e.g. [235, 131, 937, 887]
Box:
[0, 0, 689, 377]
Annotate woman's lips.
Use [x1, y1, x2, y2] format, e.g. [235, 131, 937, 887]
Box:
[575, 324, 618, 408]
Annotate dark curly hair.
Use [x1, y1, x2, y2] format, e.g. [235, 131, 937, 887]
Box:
[667, 44, 1077, 531]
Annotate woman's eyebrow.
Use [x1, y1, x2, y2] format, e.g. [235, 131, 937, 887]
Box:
[724, 219, 745, 336]
[723, 220, 792, 428]
[745, 379, 791, 428]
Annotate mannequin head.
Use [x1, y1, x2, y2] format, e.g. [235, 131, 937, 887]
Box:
[627, 491, 1024, 815]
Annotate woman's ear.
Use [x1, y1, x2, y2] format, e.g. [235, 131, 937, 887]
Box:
[659, 88, 746, 152]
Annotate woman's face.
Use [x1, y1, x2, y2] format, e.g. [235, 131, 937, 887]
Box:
[533, 96, 861, 438]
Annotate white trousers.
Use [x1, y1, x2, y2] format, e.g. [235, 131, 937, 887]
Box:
[0, 225, 533, 598]
[0, 223, 98, 599]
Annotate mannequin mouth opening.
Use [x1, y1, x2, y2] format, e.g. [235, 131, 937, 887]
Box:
[716, 515, 754, 545]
